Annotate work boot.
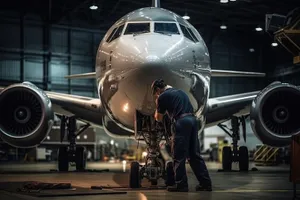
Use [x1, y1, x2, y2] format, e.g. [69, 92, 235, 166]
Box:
[165, 180, 175, 187]
[167, 184, 188, 192]
[195, 184, 212, 191]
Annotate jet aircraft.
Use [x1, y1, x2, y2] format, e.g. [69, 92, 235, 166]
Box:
[0, 0, 299, 187]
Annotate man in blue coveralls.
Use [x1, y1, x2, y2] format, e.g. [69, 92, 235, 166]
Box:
[151, 79, 212, 192]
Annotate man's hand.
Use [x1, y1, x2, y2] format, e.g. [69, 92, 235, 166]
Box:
[154, 110, 164, 122]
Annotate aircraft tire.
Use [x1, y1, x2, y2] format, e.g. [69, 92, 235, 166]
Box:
[76, 146, 86, 171]
[151, 180, 158, 186]
[58, 146, 69, 172]
[222, 146, 232, 171]
[165, 161, 175, 186]
[239, 146, 249, 171]
[129, 161, 140, 188]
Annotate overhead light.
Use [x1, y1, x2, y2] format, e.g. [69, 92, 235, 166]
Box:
[220, 0, 229, 3]
[255, 26, 263, 32]
[230, 0, 236, 1]
[47, 136, 50, 140]
[89, 5, 98, 10]
[220, 25, 227, 30]
[271, 42, 278, 47]
[182, 15, 190, 20]
[249, 48, 255, 52]
[84, 135, 87, 139]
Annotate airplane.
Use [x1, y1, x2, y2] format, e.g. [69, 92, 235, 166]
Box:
[0, 0, 299, 188]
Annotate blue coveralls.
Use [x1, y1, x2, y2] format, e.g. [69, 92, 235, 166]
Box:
[157, 88, 212, 188]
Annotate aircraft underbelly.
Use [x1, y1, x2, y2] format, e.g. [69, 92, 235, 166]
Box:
[100, 65, 209, 130]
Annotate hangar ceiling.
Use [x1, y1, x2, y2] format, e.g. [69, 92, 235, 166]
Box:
[0, 0, 299, 32]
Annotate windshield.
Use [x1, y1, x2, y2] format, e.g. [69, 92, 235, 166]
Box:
[124, 23, 150, 35]
[187, 28, 199, 42]
[154, 23, 180, 35]
[180, 24, 198, 42]
[106, 24, 124, 43]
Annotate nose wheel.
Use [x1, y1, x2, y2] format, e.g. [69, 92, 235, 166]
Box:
[129, 161, 141, 188]
[57, 116, 89, 172]
[218, 116, 249, 172]
[129, 155, 171, 188]
[130, 110, 173, 188]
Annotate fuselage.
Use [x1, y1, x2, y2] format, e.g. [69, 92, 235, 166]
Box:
[96, 7, 211, 133]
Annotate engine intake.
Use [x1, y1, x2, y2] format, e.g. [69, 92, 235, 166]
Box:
[0, 82, 54, 148]
[250, 81, 300, 147]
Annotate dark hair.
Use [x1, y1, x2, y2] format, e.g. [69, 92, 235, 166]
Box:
[151, 79, 166, 95]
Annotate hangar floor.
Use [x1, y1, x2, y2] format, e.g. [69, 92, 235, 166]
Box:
[0, 162, 295, 200]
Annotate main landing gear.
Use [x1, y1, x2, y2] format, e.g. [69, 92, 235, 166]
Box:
[57, 116, 90, 172]
[129, 111, 174, 188]
[218, 116, 249, 171]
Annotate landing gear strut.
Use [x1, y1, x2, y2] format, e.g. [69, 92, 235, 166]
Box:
[57, 116, 90, 172]
[218, 116, 249, 171]
[129, 111, 173, 188]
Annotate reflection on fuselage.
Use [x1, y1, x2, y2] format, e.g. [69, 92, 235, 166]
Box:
[96, 7, 211, 133]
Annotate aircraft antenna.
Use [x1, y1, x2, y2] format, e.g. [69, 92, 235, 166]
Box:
[152, 0, 160, 7]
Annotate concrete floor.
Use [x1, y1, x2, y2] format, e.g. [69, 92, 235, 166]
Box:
[0, 161, 297, 200]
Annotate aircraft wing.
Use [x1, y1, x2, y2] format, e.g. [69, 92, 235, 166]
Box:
[205, 91, 259, 127]
[0, 86, 104, 126]
[211, 70, 265, 77]
[64, 72, 96, 79]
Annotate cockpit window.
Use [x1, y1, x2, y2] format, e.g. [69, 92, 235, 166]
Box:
[110, 24, 124, 42]
[154, 23, 180, 35]
[180, 24, 198, 43]
[124, 23, 150, 35]
[106, 24, 124, 43]
[187, 28, 199, 42]
[106, 27, 118, 42]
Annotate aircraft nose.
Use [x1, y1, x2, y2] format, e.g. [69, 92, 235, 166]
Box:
[142, 54, 162, 65]
[116, 35, 181, 67]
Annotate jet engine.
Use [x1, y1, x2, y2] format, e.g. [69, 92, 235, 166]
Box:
[250, 81, 300, 147]
[0, 82, 54, 148]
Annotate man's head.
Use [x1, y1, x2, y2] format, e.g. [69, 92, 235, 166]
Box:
[151, 79, 166, 97]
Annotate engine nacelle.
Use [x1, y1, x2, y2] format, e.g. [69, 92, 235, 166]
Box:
[250, 81, 300, 147]
[0, 82, 54, 148]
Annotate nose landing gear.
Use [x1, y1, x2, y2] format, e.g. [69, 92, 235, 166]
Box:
[218, 116, 249, 172]
[57, 116, 90, 172]
[129, 111, 173, 188]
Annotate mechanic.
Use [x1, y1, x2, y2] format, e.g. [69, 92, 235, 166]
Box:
[151, 79, 212, 192]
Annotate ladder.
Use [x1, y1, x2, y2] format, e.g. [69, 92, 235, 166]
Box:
[253, 145, 279, 166]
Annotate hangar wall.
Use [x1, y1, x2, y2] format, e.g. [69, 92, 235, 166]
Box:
[0, 13, 105, 97]
[208, 31, 266, 97]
